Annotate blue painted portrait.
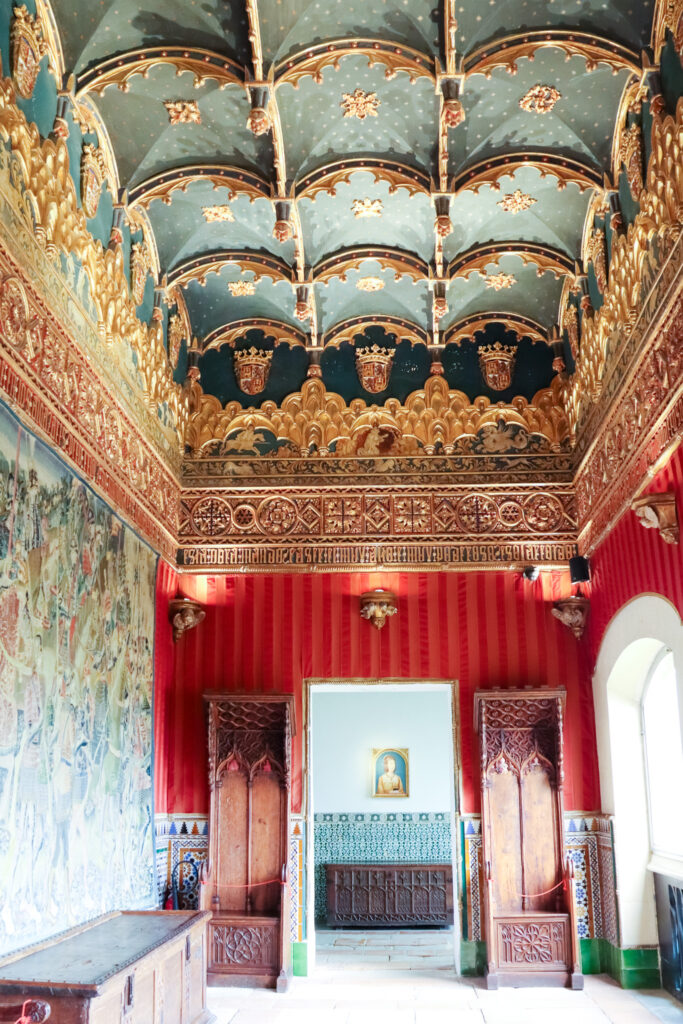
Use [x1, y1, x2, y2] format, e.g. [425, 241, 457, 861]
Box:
[373, 748, 409, 797]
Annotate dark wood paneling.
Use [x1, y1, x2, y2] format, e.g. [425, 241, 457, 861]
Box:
[325, 864, 453, 927]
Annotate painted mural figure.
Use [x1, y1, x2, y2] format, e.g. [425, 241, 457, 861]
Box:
[0, 405, 156, 955]
[376, 755, 405, 795]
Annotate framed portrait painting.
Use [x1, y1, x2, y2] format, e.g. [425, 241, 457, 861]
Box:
[372, 748, 409, 797]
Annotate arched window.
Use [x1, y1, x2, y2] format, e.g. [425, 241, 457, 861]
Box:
[642, 651, 683, 861]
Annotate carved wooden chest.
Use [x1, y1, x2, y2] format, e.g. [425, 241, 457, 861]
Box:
[0, 910, 214, 1023]
[325, 863, 453, 927]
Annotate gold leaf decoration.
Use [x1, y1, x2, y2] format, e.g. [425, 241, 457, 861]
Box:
[356, 276, 385, 292]
[351, 198, 383, 218]
[341, 89, 380, 120]
[497, 190, 538, 214]
[203, 205, 235, 222]
[164, 100, 202, 125]
[519, 85, 562, 115]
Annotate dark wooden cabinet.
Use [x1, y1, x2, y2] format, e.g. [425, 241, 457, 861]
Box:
[200, 694, 295, 991]
[325, 863, 453, 927]
[475, 689, 582, 989]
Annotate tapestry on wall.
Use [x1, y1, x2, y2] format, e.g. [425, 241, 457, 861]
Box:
[0, 401, 157, 955]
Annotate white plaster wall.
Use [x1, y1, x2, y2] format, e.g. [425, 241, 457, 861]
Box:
[311, 685, 453, 812]
[593, 595, 683, 947]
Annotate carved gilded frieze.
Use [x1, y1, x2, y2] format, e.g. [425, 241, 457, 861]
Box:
[0, 76, 188, 444]
[0, 258, 179, 556]
[185, 374, 570, 456]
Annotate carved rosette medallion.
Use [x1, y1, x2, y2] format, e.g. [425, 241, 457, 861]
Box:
[497, 190, 537, 214]
[203, 205, 234, 222]
[352, 198, 383, 218]
[620, 123, 644, 199]
[0, 276, 30, 350]
[456, 494, 499, 533]
[228, 281, 256, 297]
[80, 144, 106, 219]
[519, 84, 562, 114]
[355, 344, 394, 393]
[479, 343, 516, 391]
[341, 89, 380, 120]
[164, 100, 202, 124]
[484, 272, 515, 292]
[130, 242, 149, 306]
[356, 276, 384, 292]
[233, 346, 273, 395]
[168, 313, 184, 368]
[257, 496, 297, 535]
[11, 5, 47, 99]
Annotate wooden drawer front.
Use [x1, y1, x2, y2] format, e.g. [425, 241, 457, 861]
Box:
[208, 921, 278, 975]
[495, 915, 569, 971]
[327, 866, 452, 926]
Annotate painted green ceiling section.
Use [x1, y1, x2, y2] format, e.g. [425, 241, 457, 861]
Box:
[48, 0, 251, 73]
[276, 57, 439, 180]
[92, 66, 270, 186]
[30, 0, 659, 408]
[259, 0, 440, 64]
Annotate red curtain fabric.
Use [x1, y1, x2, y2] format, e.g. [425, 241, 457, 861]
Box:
[154, 567, 597, 816]
[154, 557, 178, 814]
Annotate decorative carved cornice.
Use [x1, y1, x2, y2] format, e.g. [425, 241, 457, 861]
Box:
[0, 76, 187, 441]
[128, 165, 271, 209]
[296, 158, 430, 201]
[562, 98, 683, 439]
[452, 152, 602, 195]
[167, 250, 293, 289]
[448, 242, 574, 282]
[75, 47, 245, 96]
[314, 246, 428, 285]
[184, 373, 570, 454]
[202, 319, 306, 352]
[464, 30, 641, 78]
[444, 314, 548, 346]
[275, 39, 435, 88]
[651, 0, 683, 59]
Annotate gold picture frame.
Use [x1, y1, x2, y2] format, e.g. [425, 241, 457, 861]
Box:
[372, 747, 409, 797]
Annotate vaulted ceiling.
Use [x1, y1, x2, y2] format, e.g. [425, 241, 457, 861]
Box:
[48, 0, 654, 409]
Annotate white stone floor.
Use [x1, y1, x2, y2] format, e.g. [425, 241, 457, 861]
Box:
[207, 929, 683, 1024]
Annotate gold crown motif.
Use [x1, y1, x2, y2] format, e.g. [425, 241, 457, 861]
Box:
[478, 342, 516, 363]
[355, 344, 394, 365]
[233, 346, 274, 367]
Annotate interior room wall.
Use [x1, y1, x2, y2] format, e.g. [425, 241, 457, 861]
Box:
[154, 568, 598, 818]
[0, 399, 158, 956]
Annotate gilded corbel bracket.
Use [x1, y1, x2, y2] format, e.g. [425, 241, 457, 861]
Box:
[169, 597, 206, 642]
[631, 492, 680, 544]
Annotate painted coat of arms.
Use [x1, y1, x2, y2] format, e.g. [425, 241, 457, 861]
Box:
[81, 144, 106, 219]
[11, 5, 47, 99]
[479, 342, 516, 391]
[233, 347, 273, 395]
[355, 344, 394, 394]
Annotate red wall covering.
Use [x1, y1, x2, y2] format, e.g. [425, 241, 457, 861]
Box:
[586, 443, 683, 663]
[154, 566, 599, 817]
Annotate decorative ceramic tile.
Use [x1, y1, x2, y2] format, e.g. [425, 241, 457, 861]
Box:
[154, 814, 209, 908]
[290, 816, 305, 943]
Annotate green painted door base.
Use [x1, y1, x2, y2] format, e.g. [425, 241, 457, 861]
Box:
[293, 941, 308, 976]
[461, 938, 660, 989]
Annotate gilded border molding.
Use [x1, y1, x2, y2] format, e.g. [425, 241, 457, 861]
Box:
[274, 39, 435, 88]
[75, 47, 245, 96]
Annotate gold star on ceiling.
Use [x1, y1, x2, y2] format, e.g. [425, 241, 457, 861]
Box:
[164, 100, 202, 125]
[497, 190, 537, 214]
[519, 85, 562, 115]
[484, 272, 516, 291]
[341, 89, 380, 120]
[203, 205, 235, 223]
[351, 198, 383, 218]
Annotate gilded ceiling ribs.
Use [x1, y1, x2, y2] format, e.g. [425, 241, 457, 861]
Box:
[464, 31, 641, 78]
[274, 39, 436, 89]
[185, 373, 569, 455]
[128, 166, 272, 210]
[75, 47, 245, 96]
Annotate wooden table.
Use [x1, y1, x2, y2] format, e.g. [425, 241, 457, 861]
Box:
[325, 863, 453, 927]
[0, 910, 215, 1024]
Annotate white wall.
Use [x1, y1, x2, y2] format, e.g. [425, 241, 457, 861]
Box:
[593, 594, 683, 947]
[311, 685, 453, 812]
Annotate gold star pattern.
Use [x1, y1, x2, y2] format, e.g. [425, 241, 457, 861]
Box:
[203, 205, 235, 223]
[519, 85, 561, 115]
[351, 198, 383, 218]
[164, 100, 201, 125]
[341, 89, 380, 120]
[497, 190, 537, 214]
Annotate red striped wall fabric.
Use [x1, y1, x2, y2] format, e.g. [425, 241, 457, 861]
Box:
[154, 566, 597, 816]
[587, 443, 683, 663]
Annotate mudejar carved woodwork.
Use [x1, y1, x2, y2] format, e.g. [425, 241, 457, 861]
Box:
[201, 694, 295, 991]
[474, 689, 582, 989]
[325, 864, 453, 927]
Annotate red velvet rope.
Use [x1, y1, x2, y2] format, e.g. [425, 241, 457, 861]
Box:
[514, 879, 566, 899]
[200, 877, 283, 889]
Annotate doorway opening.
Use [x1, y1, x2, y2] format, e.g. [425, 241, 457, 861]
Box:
[303, 680, 461, 975]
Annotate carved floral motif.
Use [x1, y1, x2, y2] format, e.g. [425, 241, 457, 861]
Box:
[352, 198, 383, 218]
[228, 281, 256, 296]
[341, 89, 380, 120]
[164, 100, 202, 125]
[519, 84, 562, 114]
[485, 272, 516, 291]
[497, 190, 537, 214]
[356, 275, 384, 292]
[203, 205, 234, 222]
